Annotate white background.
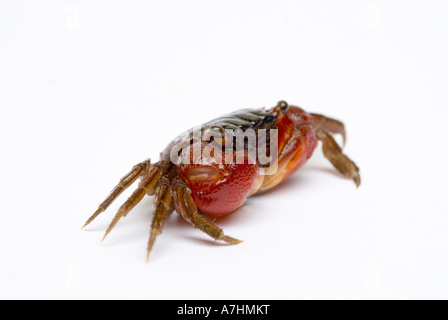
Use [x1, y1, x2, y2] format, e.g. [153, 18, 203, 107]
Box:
[1, 0, 447, 299]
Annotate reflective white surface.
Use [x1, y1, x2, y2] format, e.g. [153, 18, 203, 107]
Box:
[1, 0, 447, 299]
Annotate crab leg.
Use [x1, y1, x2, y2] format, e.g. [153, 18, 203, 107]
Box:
[311, 113, 347, 146]
[101, 163, 164, 242]
[146, 179, 173, 262]
[172, 179, 242, 245]
[82, 159, 151, 229]
[316, 128, 361, 187]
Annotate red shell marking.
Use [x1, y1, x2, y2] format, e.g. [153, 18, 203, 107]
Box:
[177, 142, 259, 215]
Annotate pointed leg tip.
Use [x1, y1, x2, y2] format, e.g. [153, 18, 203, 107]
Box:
[101, 233, 108, 243]
[146, 234, 159, 263]
[221, 235, 244, 245]
[101, 229, 112, 243]
[82, 208, 103, 230]
[146, 234, 158, 263]
[146, 249, 153, 263]
[354, 174, 361, 188]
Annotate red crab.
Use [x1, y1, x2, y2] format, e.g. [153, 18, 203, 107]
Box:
[82, 101, 360, 261]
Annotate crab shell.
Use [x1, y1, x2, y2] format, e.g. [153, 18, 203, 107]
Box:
[177, 106, 318, 215]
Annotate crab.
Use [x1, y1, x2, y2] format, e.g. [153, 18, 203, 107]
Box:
[82, 101, 360, 261]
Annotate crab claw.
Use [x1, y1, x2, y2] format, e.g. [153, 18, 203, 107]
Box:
[177, 142, 259, 215]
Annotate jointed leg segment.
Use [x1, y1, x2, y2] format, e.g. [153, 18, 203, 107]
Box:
[311, 113, 346, 146]
[101, 162, 164, 242]
[83, 160, 242, 262]
[146, 178, 173, 261]
[81, 159, 151, 229]
[315, 128, 360, 187]
[172, 179, 242, 245]
[311, 113, 360, 187]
